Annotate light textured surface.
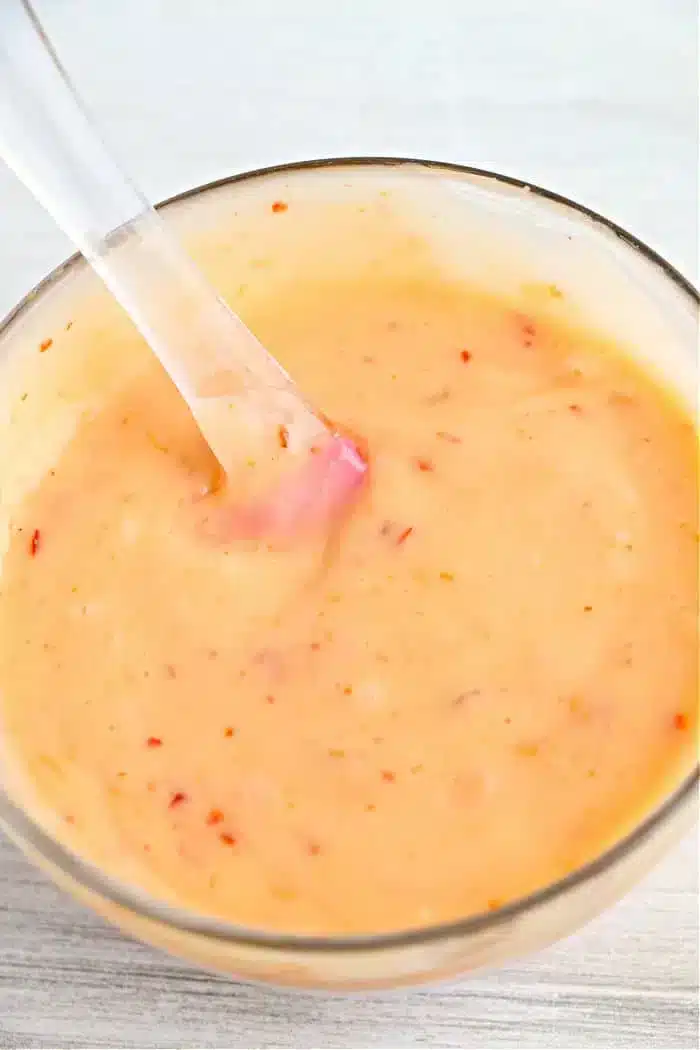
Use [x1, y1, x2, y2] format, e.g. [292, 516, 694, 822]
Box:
[0, 1, 698, 1047]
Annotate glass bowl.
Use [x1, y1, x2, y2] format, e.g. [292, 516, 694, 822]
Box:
[0, 158, 697, 991]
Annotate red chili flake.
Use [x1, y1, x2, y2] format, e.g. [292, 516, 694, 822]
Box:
[523, 323, 536, 338]
[169, 791, 188, 809]
[308, 842, 322, 856]
[310, 641, 321, 652]
[381, 770, 396, 783]
[223, 727, 235, 738]
[271, 200, 288, 213]
[220, 832, 237, 846]
[39, 338, 53, 352]
[436, 431, 462, 444]
[396, 526, 413, 546]
[459, 350, 472, 363]
[415, 458, 435, 473]
[29, 528, 41, 557]
[568, 403, 583, 414]
[206, 808, 224, 826]
[146, 736, 162, 748]
[673, 712, 689, 731]
[278, 424, 289, 449]
[266, 694, 276, 704]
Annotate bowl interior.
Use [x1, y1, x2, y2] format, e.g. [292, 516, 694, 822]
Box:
[0, 158, 696, 964]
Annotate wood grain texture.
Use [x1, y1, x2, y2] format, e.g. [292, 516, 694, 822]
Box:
[0, 1, 697, 1046]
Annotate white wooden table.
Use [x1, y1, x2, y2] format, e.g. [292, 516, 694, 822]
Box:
[0, 2, 697, 1046]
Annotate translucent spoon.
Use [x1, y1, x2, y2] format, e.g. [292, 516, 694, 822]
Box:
[0, 1, 366, 537]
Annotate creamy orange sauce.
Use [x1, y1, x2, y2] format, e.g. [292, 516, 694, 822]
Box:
[0, 179, 697, 935]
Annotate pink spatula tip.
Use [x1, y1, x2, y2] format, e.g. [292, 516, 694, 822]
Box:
[201, 432, 368, 543]
[327, 433, 369, 483]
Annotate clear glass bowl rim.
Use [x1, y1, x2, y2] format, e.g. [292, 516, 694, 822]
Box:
[0, 155, 697, 955]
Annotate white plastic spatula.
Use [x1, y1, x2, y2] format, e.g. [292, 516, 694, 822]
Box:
[0, 1, 366, 537]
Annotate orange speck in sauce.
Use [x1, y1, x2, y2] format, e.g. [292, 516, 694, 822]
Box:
[415, 458, 434, 473]
[381, 770, 396, 783]
[39, 338, 53, 352]
[206, 808, 224, 825]
[266, 694, 276, 704]
[609, 390, 637, 407]
[271, 200, 288, 213]
[278, 425, 289, 449]
[223, 727, 235, 738]
[146, 736, 162, 748]
[424, 387, 450, 405]
[396, 526, 413, 546]
[308, 842, 321, 856]
[169, 791, 188, 809]
[220, 832, 237, 846]
[459, 350, 472, 363]
[673, 712, 689, 731]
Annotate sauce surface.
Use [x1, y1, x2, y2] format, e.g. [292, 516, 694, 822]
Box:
[0, 185, 697, 935]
